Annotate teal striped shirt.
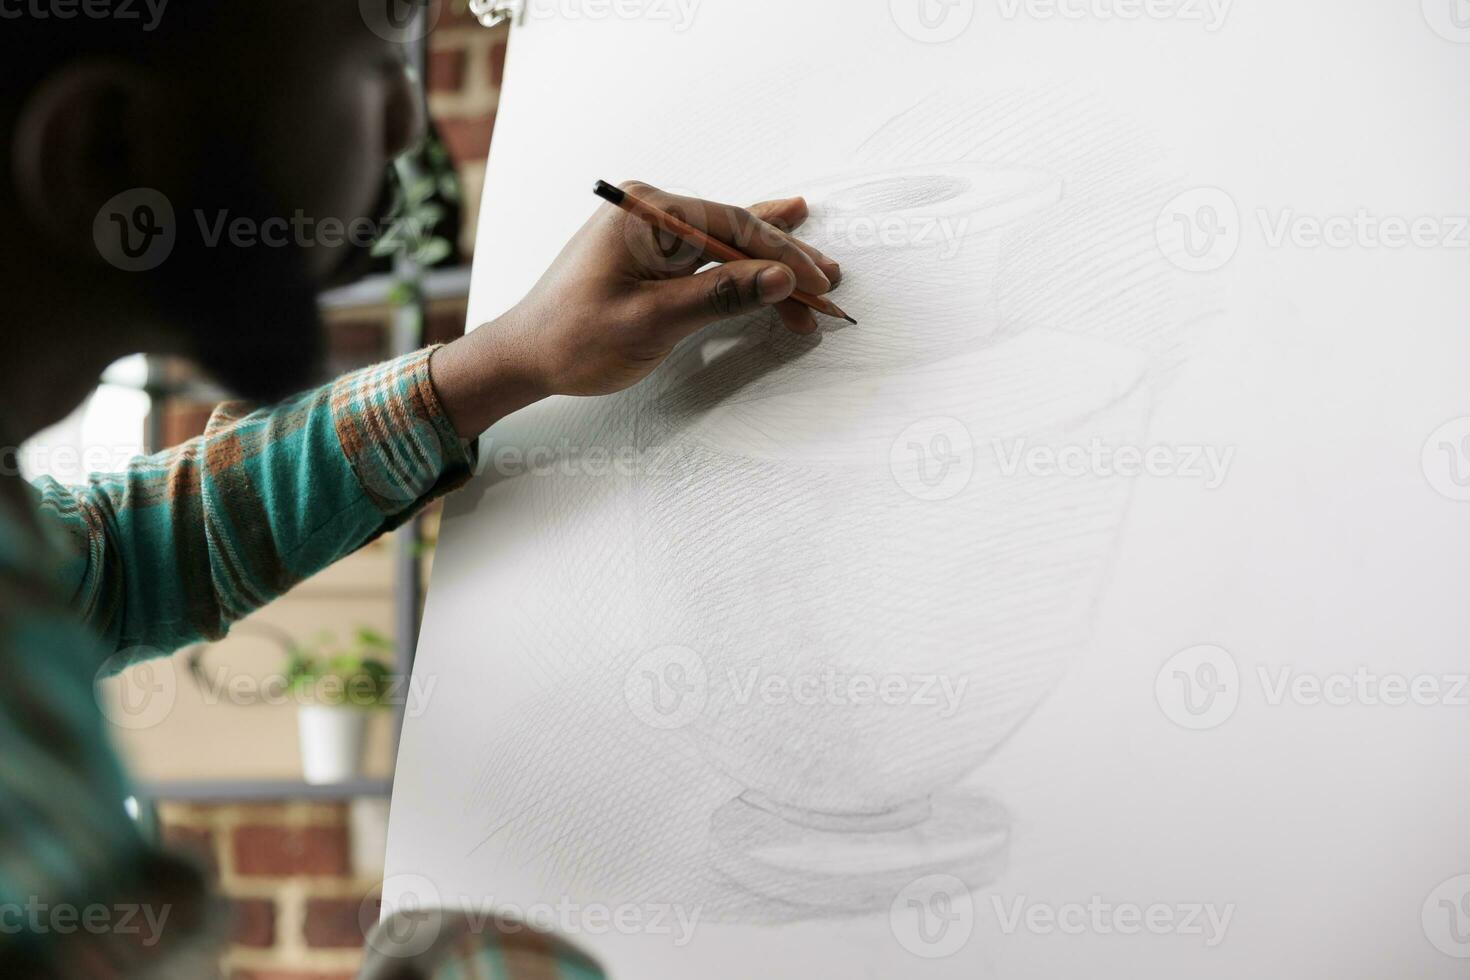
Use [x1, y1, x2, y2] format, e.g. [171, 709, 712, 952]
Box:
[0, 348, 601, 978]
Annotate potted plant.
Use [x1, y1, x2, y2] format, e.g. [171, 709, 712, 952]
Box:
[286, 628, 395, 785]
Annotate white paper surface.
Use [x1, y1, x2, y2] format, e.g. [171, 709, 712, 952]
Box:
[386, 3, 1470, 976]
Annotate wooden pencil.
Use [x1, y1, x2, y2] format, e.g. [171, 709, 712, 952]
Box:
[594, 180, 857, 325]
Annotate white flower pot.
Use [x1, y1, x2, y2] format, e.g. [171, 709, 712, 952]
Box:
[298, 705, 369, 785]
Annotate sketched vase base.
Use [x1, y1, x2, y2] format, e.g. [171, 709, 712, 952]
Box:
[708, 790, 1009, 914]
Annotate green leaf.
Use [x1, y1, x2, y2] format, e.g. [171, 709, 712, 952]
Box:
[413, 238, 452, 267]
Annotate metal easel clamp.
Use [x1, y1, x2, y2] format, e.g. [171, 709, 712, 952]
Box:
[467, 0, 525, 28]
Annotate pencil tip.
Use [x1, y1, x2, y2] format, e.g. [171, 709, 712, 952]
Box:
[844, 315, 858, 325]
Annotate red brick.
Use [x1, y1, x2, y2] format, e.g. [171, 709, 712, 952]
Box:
[161, 824, 218, 879]
[232, 825, 350, 877]
[434, 0, 479, 28]
[303, 896, 374, 949]
[425, 303, 468, 346]
[437, 114, 496, 167]
[427, 47, 467, 93]
[231, 898, 276, 949]
[326, 318, 388, 364]
[489, 39, 507, 88]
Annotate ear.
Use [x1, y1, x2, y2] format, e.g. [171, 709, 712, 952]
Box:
[10, 59, 183, 262]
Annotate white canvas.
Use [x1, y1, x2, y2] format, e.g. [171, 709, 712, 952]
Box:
[386, 3, 1470, 976]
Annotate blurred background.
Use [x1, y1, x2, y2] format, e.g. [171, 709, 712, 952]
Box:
[31, 4, 508, 977]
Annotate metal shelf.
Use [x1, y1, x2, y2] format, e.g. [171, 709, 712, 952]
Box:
[134, 778, 392, 802]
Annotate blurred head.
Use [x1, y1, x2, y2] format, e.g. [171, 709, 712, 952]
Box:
[1, 2, 427, 403]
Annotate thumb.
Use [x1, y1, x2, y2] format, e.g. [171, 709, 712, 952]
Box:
[650, 260, 796, 340]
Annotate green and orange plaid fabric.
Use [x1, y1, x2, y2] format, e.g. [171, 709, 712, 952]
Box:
[0, 348, 601, 976]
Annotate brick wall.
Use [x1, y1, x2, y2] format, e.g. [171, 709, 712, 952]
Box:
[427, 7, 509, 259]
[158, 801, 390, 979]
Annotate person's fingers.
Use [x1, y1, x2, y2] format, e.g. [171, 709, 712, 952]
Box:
[622, 182, 833, 296]
[749, 197, 843, 288]
[774, 299, 820, 336]
[748, 197, 809, 233]
[645, 259, 796, 341]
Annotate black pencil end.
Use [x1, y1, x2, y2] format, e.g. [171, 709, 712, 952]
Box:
[843, 315, 858, 326]
[593, 180, 625, 205]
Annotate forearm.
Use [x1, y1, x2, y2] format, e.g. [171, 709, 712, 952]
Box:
[39, 347, 475, 662]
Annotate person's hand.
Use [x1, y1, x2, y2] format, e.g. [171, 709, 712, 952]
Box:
[430, 181, 842, 438]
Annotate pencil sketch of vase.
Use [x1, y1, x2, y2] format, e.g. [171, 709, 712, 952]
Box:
[623, 163, 1159, 913]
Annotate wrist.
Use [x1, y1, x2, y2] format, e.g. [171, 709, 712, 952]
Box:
[428, 314, 551, 440]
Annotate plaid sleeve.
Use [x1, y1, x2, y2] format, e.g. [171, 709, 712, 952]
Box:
[32, 347, 476, 665]
[359, 913, 607, 980]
